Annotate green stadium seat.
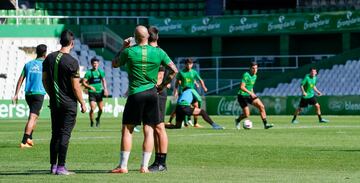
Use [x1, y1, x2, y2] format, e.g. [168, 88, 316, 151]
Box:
[129, 3, 137, 10]
[34, 18, 44, 25]
[179, 3, 187, 9]
[178, 11, 187, 17]
[251, 9, 259, 14]
[242, 10, 250, 15]
[159, 3, 167, 10]
[224, 10, 231, 15]
[0, 10, 7, 16]
[169, 3, 177, 10]
[139, 3, 148, 10]
[158, 11, 166, 17]
[233, 10, 241, 15]
[120, 3, 128, 10]
[150, 3, 159, 10]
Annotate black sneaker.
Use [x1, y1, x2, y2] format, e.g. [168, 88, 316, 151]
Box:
[148, 164, 167, 172]
[95, 117, 100, 127]
[264, 123, 274, 129]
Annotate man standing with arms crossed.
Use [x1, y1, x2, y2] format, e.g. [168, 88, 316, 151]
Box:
[82, 57, 108, 127]
[13, 44, 47, 148]
[147, 26, 171, 172]
[111, 25, 178, 173]
[43, 30, 86, 175]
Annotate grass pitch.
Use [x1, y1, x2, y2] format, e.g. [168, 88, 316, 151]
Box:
[0, 115, 360, 183]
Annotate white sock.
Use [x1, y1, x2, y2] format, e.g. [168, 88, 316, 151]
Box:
[120, 151, 130, 169]
[141, 152, 152, 168]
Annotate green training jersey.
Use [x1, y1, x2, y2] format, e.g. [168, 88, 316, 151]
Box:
[176, 69, 202, 89]
[84, 68, 105, 93]
[238, 72, 257, 96]
[301, 74, 317, 99]
[117, 45, 171, 95]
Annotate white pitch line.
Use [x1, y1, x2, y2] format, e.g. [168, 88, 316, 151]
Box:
[1, 125, 360, 143]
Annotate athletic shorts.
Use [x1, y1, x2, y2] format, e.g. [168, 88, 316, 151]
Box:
[122, 87, 160, 126]
[88, 91, 103, 103]
[25, 94, 44, 115]
[158, 89, 167, 122]
[175, 105, 194, 123]
[237, 95, 257, 108]
[299, 97, 317, 108]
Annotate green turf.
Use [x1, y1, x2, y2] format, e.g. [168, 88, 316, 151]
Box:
[1, 115, 360, 182]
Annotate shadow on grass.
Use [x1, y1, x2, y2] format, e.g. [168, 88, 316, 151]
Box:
[0, 169, 140, 176]
[316, 149, 360, 152]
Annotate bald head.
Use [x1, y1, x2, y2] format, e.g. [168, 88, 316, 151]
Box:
[134, 25, 149, 45]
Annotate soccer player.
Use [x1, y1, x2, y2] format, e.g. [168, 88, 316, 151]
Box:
[13, 44, 47, 148]
[291, 68, 329, 124]
[111, 25, 178, 174]
[174, 58, 208, 128]
[147, 26, 170, 172]
[42, 30, 86, 175]
[166, 87, 223, 129]
[82, 57, 108, 127]
[235, 62, 274, 129]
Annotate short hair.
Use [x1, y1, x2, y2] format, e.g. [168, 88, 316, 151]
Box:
[310, 67, 317, 71]
[60, 29, 74, 47]
[91, 57, 99, 64]
[250, 61, 258, 67]
[185, 58, 193, 64]
[148, 26, 159, 42]
[36, 44, 47, 58]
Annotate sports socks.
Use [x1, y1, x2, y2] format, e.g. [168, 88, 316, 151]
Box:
[292, 115, 297, 122]
[318, 114, 322, 121]
[155, 153, 167, 166]
[262, 118, 268, 126]
[120, 151, 130, 169]
[21, 134, 30, 144]
[141, 152, 152, 168]
[199, 109, 214, 125]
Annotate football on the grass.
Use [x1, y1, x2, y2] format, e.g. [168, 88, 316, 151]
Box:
[243, 119, 253, 129]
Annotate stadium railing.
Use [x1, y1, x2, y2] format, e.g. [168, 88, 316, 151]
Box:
[0, 15, 148, 25]
[175, 54, 335, 95]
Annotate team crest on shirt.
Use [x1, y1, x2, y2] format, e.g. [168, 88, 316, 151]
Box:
[30, 64, 41, 73]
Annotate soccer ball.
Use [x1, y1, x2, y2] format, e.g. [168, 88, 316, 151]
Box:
[243, 119, 253, 129]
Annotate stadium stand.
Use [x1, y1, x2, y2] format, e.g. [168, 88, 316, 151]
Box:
[258, 59, 360, 96]
[32, 0, 205, 17]
[0, 38, 128, 99]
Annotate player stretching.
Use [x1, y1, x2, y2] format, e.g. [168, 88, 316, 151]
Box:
[291, 68, 329, 124]
[166, 87, 223, 130]
[235, 62, 274, 129]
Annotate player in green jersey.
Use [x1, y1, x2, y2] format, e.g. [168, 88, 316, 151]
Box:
[173, 58, 208, 128]
[291, 68, 329, 124]
[235, 62, 274, 129]
[82, 57, 108, 127]
[111, 25, 178, 174]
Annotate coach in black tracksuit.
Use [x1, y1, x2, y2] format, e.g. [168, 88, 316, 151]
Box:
[42, 30, 86, 175]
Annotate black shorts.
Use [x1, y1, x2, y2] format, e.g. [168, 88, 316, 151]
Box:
[158, 90, 167, 122]
[122, 87, 160, 126]
[25, 94, 44, 115]
[237, 95, 256, 108]
[299, 97, 318, 108]
[88, 92, 103, 103]
[175, 105, 194, 123]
